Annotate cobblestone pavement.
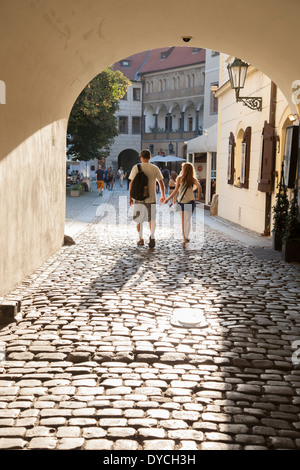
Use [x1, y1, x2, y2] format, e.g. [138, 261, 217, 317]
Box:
[0, 185, 300, 451]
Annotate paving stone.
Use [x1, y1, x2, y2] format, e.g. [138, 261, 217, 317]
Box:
[168, 430, 204, 441]
[107, 427, 137, 438]
[28, 437, 57, 449]
[143, 440, 175, 450]
[56, 427, 81, 438]
[57, 438, 84, 450]
[85, 439, 114, 450]
[114, 439, 140, 450]
[0, 438, 27, 449]
[0, 427, 27, 437]
[82, 428, 107, 439]
[200, 442, 241, 450]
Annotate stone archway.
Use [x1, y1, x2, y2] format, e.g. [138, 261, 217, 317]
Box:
[1, 0, 300, 296]
[118, 149, 139, 173]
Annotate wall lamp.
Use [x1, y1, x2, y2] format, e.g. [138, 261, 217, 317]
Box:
[227, 58, 262, 111]
[288, 113, 299, 122]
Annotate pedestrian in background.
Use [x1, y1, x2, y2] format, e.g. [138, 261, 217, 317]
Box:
[162, 167, 170, 195]
[118, 167, 124, 187]
[95, 164, 105, 196]
[107, 167, 114, 190]
[168, 171, 177, 206]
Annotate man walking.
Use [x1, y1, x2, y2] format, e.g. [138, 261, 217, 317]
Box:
[129, 149, 165, 248]
[95, 164, 105, 196]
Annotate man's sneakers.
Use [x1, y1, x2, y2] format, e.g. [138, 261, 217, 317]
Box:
[149, 237, 155, 249]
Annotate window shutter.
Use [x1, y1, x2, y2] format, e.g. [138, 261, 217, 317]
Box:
[228, 132, 235, 184]
[241, 126, 251, 189]
[258, 121, 275, 192]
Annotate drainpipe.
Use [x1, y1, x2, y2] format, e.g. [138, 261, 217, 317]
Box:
[263, 81, 277, 236]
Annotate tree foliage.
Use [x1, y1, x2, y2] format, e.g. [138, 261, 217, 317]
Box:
[285, 185, 300, 241]
[67, 67, 131, 161]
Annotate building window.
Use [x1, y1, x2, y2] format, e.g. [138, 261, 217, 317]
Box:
[211, 51, 219, 56]
[120, 60, 131, 67]
[210, 82, 218, 114]
[149, 144, 154, 154]
[132, 117, 141, 134]
[119, 116, 128, 134]
[228, 133, 235, 184]
[188, 117, 193, 132]
[165, 115, 172, 132]
[133, 88, 141, 101]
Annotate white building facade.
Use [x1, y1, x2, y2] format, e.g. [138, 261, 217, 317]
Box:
[186, 50, 220, 205]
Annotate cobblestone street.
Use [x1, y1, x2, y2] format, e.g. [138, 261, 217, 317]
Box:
[0, 184, 300, 451]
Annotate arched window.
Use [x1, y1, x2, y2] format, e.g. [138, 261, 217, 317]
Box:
[191, 74, 195, 87]
[159, 79, 162, 92]
[163, 79, 167, 91]
[146, 82, 149, 94]
[177, 76, 180, 88]
[172, 77, 176, 90]
[186, 75, 190, 88]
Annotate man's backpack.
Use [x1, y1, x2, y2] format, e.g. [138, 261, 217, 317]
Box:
[130, 164, 149, 201]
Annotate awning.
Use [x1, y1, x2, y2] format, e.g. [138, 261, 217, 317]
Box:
[186, 123, 218, 153]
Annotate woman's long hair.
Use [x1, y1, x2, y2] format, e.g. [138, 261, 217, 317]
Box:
[179, 162, 196, 188]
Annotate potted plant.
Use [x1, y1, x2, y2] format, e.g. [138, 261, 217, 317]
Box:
[272, 163, 289, 251]
[282, 184, 300, 262]
[70, 183, 84, 197]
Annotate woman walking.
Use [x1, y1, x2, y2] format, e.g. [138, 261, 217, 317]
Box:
[164, 162, 201, 248]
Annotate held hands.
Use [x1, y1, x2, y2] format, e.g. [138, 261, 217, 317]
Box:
[160, 196, 166, 204]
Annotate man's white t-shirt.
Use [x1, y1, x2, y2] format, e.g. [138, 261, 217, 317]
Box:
[129, 162, 163, 204]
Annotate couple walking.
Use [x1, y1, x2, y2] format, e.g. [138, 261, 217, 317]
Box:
[129, 150, 201, 248]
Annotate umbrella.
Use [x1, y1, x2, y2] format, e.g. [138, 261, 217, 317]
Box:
[150, 155, 186, 163]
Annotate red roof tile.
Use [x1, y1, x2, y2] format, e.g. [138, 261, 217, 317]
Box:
[112, 47, 205, 81]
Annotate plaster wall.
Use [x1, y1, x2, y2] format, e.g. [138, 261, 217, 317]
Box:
[216, 57, 291, 233]
[0, 0, 300, 295]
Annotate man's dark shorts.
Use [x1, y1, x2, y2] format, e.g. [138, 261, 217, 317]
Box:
[133, 202, 156, 223]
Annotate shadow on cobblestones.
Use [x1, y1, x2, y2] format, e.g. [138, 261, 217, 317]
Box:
[0, 191, 300, 450]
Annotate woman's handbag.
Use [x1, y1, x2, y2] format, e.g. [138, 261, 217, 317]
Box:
[174, 184, 187, 211]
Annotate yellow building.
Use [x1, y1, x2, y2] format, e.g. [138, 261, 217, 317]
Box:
[214, 54, 298, 236]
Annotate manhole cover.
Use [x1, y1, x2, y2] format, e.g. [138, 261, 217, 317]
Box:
[170, 308, 208, 328]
